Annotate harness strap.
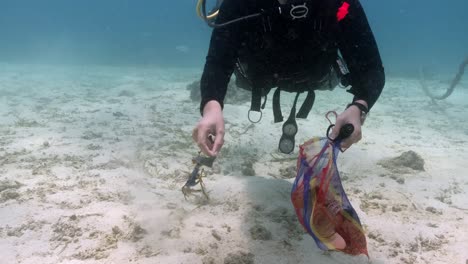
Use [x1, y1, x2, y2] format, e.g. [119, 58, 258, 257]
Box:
[261, 94, 268, 109]
[290, 92, 301, 119]
[273, 88, 283, 123]
[272, 88, 316, 123]
[249, 85, 269, 123]
[251, 85, 263, 112]
[296, 90, 316, 119]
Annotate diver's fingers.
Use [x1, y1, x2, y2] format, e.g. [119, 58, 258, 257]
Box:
[329, 123, 342, 141]
[352, 125, 362, 143]
[192, 127, 199, 142]
[341, 126, 362, 149]
[212, 128, 225, 156]
[199, 141, 212, 156]
[196, 126, 212, 156]
[356, 130, 362, 142]
[340, 138, 352, 149]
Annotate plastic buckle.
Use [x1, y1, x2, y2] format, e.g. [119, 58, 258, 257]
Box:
[290, 3, 309, 20]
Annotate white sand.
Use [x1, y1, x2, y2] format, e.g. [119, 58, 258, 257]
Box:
[0, 63, 467, 264]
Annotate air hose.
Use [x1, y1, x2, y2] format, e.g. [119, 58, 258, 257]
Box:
[420, 57, 468, 100]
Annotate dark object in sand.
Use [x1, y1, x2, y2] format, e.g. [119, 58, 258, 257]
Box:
[118, 90, 135, 97]
[420, 56, 468, 100]
[223, 251, 254, 264]
[249, 223, 272, 240]
[181, 152, 216, 200]
[378, 150, 425, 171]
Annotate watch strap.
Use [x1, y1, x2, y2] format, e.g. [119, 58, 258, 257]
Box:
[346, 101, 369, 113]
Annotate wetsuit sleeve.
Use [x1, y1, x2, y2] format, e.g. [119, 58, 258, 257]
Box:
[337, 0, 385, 110]
[199, 0, 243, 114]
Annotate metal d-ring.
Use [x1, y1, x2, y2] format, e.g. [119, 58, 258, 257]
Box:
[248, 109, 262, 123]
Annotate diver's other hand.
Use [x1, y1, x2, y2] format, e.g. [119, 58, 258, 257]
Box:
[192, 100, 225, 157]
[330, 100, 368, 149]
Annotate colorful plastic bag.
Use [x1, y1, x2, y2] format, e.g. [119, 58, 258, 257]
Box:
[291, 113, 368, 256]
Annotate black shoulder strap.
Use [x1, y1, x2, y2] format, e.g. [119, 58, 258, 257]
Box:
[296, 90, 315, 119]
[273, 88, 283, 123]
[251, 85, 262, 112]
[272, 87, 316, 123]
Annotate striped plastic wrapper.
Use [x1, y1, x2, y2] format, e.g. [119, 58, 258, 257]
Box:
[291, 136, 368, 256]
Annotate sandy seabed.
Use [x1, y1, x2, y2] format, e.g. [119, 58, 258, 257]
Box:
[0, 63, 467, 264]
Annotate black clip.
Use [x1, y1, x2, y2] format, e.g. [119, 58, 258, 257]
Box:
[182, 135, 217, 200]
[326, 123, 354, 153]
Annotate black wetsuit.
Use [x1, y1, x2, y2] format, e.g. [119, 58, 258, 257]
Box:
[200, 0, 385, 113]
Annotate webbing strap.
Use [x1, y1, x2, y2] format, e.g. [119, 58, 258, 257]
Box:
[251, 85, 262, 112]
[273, 88, 316, 123]
[273, 88, 283, 123]
[296, 90, 316, 119]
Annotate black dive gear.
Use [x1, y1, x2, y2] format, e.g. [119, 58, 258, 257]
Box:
[278, 93, 301, 154]
[346, 101, 368, 113]
[327, 123, 354, 142]
[346, 101, 368, 124]
[199, 0, 386, 154]
[199, 0, 315, 28]
[200, 0, 262, 28]
[327, 123, 354, 152]
[326, 123, 354, 152]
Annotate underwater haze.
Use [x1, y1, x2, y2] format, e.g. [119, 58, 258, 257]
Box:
[0, 0, 210, 67]
[0, 0, 467, 75]
[1, 1, 468, 264]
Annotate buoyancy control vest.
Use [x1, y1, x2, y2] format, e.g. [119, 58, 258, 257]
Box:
[200, 0, 351, 153]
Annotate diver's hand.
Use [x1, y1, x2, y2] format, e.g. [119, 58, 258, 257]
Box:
[192, 100, 225, 157]
[330, 100, 368, 149]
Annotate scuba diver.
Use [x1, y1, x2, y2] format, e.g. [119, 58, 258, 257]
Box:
[192, 0, 385, 156]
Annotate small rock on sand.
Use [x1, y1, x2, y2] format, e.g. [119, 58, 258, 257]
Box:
[224, 251, 254, 264]
[378, 150, 425, 172]
[249, 223, 272, 241]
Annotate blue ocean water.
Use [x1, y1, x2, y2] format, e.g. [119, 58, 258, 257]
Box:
[0, 0, 467, 76]
[0, 2, 467, 264]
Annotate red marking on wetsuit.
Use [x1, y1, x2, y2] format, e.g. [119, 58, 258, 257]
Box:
[337, 2, 350, 22]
